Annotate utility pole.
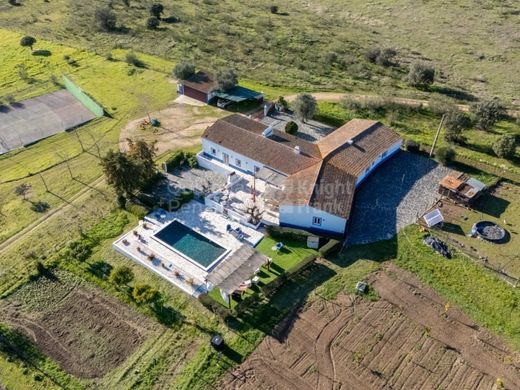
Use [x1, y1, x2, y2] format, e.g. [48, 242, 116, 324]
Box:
[430, 114, 446, 158]
[39, 173, 49, 192]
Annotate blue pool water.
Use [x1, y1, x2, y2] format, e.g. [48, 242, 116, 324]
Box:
[154, 221, 226, 269]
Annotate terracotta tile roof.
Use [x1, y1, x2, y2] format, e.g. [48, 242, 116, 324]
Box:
[181, 71, 217, 94]
[202, 115, 320, 175]
[203, 115, 402, 220]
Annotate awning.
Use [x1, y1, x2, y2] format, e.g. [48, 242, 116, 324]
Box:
[213, 86, 263, 103]
[207, 245, 269, 294]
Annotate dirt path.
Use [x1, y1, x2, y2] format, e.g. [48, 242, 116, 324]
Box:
[284, 92, 520, 117]
[220, 264, 520, 390]
[0, 176, 105, 257]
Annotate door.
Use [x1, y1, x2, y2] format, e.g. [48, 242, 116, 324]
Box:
[223, 153, 230, 165]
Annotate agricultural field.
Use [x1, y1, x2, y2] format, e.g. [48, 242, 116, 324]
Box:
[0, 1, 519, 104]
[221, 264, 520, 389]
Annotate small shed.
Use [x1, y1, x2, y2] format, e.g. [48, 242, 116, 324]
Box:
[438, 171, 486, 205]
[423, 208, 444, 228]
[177, 71, 217, 103]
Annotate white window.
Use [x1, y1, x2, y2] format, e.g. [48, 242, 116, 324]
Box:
[211, 147, 217, 155]
[312, 216, 322, 226]
[235, 159, 242, 167]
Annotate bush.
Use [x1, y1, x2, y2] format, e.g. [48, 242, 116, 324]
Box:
[133, 284, 159, 304]
[146, 16, 160, 30]
[270, 5, 278, 14]
[165, 150, 198, 171]
[293, 93, 317, 123]
[216, 68, 238, 91]
[150, 3, 164, 19]
[126, 203, 149, 218]
[285, 121, 298, 135]
[66, 240, 92, 262]
[266, 226, 310, 242]
[173, 61, 195, 80]
[407, 62, 435, 88]
[20, 36, 36, 51]
[492, 134, 516, 158]
[187, 154, 199, 168]
[404, 139, 421, 152]
[95, 8, 117, 32]
[443, 108, 468, 144]
[471, 98, 505, 131]
[110, 266, 134, 286]
[435, 146, 456, 165]
[125, 52, 145, 68]
[364, 47, 397, 67]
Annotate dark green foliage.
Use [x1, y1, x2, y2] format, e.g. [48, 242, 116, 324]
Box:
[187, 154, 199, 168]
[100, 149, 143, 198]
[277, 96, 289, 110]
[435, 146, 456, 165]
[443, 108, 468, 144]
[150, 3, 164, 19]
[492, 134, 516, 158]
[471, 98, 506, 131]
[66, 240, 92, 262]
[14, 183, 31, 200]
[132, 283, 159, 304]
[95, 8, 117, 32]
[285, 120, 298, 135]
[146, 16, 160, 30]
[364, 47, 397, 67]
[127, 139, 156, 183]
[407, 62, 435, 88]
[125, 51, 145, 68]
[293, 93, 316, 122]
[173, 61, 195, 80]
[404, 139, 421, 152]
[30, 201, 50, 213]
[165, 150, 198, 171]
[266, 225, 310, 242]
[216, 68, 238, 91]
[318, 239, 342, 256]
[270, 5, 278, 14]
[20, 36, 36, 51]
[110, 265, 134, 286]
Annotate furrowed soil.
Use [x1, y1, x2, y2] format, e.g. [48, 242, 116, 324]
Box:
[0, 270, 161, 379]
[220, 263, 520, 390]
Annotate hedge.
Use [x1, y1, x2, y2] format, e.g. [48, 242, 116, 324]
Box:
[266, 225, 311, 242]
[165, 150, 198, 172]
[319, 239, 342, 257]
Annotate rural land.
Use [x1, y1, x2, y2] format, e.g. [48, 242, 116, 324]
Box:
[0, 1, 519, 390]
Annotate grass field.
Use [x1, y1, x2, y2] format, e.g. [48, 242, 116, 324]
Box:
[0, 1, 519, 105]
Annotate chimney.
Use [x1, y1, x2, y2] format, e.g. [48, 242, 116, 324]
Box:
[347, 139, 354, 145]
[293, 145, 301, 154]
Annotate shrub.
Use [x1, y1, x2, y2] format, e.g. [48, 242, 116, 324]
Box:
[133, 284, 159, 304]
[126, 203, 149, 218]
[67, 240, 92, 262]
[166, 150, 186, 169]
[435, 146, 456, 165]
[266, 226, 310, 242]
[20, 36, 36, 51]
[173, 61, 195, 80]
[407, 62, 435, 88]
[364, 47, 397, 67]
[150, 3, 164, 19]
[404, 139, 420, 152]
[146, 16, 160, 30]
[125, 52, 145, 68]
[492, 134, 516, 158]
[471, 98, 505, 131]
[270, 5, 278, 14]
[443, 108, 468, 144]
[187, 154, 199, 168]
[319, 239, 342, 256]
[110, 266, 134, 286]
[277, 96, 289, 110]
[30, 201, 50, 213]
[95, 8, 117, 32]
[216, 68, 238, 91]
[285, 121, 298, 135]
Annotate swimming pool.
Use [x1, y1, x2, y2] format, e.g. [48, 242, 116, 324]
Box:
[153, 220, 227, 270]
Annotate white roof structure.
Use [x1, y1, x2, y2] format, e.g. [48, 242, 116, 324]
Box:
[423, 208, 444, 228]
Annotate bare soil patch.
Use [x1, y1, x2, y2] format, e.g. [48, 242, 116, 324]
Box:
[1, 271, 160, 379]
[119, 102, 224, 155]
[221, 263, 520, 390]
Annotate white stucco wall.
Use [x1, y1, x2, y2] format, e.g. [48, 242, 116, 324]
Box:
[202, 139, 266, 174]
[278, 205, 347, 235]
[355, 140, 402, 186]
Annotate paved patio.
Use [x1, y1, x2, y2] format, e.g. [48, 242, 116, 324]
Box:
[113, 203, 264, 297]
[347, 152, 453, 245]
[261, 110, 335, 142]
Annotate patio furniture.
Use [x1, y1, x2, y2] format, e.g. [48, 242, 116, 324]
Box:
[226, 224, 232, 232]
[252, 276, 260, 285]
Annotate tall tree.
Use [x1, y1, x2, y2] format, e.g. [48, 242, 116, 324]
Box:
[95, 8, 117, 32]
[14, 183, 31, 200]
[173, 61, 195, 80]
[110, 266, 134, 286]
[100, 149, 142, 203]
[127, 139, 157, 182]
[216, 69, 238, 91]
[293, 94, 317, 123]
[471, 98, 505, 131]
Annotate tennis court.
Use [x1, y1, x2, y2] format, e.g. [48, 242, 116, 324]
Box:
[0, 89, 98, 154]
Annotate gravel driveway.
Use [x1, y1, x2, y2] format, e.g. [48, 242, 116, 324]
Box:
[347, 152, 452, 245]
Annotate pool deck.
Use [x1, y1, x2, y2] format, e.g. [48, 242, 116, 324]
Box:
[113, 201, 265, 297]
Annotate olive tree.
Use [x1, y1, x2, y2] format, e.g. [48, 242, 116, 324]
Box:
[216, 69, 238, 91]
[407, 62, 435, 88]
[173, 61, 195, 80]
[492, 134, 516, 158]
[20, 36, 36, 51]
[293, 93, 317, 123]
[471, 98, 505, 131]
[95, 8, 117, 32]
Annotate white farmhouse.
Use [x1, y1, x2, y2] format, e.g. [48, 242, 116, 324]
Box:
[198, 114, 402, 237]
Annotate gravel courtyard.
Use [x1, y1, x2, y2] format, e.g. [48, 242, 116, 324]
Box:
[347, 152, 452, 245]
